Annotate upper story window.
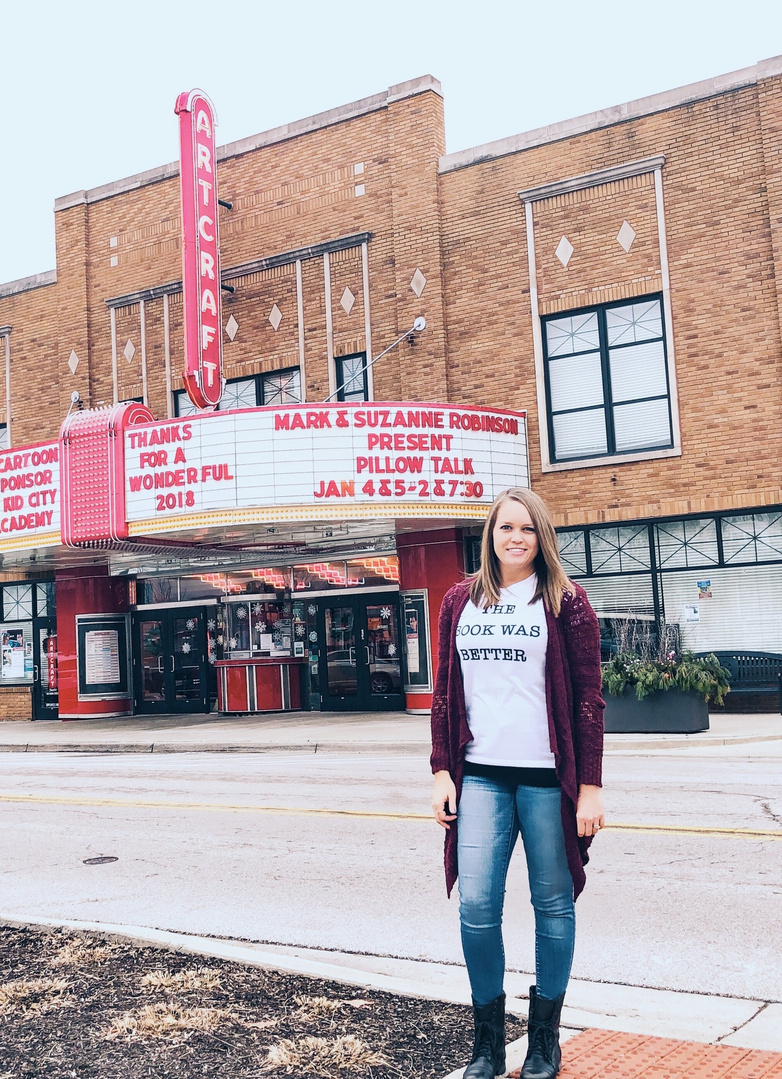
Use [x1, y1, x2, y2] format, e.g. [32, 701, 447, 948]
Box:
[0, 424, 8, 452]
[542, 296, 673, 463]
[335, 352, 368, 402]
[174, 368, 302, 417]
[261, 368, 301, 405]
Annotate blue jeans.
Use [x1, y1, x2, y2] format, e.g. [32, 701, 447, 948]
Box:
[457, 772, 575, 1006]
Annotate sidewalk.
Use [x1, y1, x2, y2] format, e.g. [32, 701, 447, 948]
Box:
[0, 710, 780, 755]
[2, 915, 780, 1076]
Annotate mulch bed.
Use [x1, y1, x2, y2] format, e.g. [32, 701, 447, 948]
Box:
[0, 924, 524, 1078]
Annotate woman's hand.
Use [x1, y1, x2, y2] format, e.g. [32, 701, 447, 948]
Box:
[432, 770, 458, 830]
[576, 784, 605, 838]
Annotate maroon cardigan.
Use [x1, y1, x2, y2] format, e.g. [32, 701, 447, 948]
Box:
[430, 580, 605, 900]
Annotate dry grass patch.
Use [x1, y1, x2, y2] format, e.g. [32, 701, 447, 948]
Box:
[102, 1002, 234, 1042]
[50, 937, 119, 966]
[141, 967, 222, 992]
[293, 994, 375, 1021]
[262, 1033, 389, 1075]
[0, 978, 71, 1016]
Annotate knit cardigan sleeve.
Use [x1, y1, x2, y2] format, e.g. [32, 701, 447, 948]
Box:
[559, 583, 605, 788]
[430, 585, 461, 775]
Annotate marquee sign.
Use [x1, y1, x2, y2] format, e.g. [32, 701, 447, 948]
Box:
[123, 402, 529, 533]
[0, 442, 60, 552]
[174, 89, 224, 411]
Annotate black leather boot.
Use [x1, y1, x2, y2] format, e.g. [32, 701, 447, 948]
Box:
[463, 992, 506, 1078]
[520, 985, 564, 1079]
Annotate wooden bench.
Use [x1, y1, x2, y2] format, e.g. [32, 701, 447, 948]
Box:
[697, 651, 782, 713]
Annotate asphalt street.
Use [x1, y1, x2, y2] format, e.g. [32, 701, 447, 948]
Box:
[0, 747, 780, 1001]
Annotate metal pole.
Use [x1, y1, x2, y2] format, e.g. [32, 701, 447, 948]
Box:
[323, 317, 426, 403]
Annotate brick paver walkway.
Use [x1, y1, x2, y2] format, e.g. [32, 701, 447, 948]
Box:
[520, 1029, 782, 1078]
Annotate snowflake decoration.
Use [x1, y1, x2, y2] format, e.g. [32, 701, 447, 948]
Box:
[308, 630, 318, 643]
[185, 619, 196, 631]
[295, 624, 305, 637]
[380, 606, 392, 619]
[208, 654, 216, 664]
[308, 604, 317, 616]
[387, 643, 397, 656]
[229, 637, 238, 649]
[181, 642, 191, 654]
[252, 603, 263, 615]
[236, 606, 248, 619]
[255, 622, 267, 633]
[207, 619, 216, 631]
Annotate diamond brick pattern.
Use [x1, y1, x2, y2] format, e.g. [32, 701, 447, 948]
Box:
[123, 339, 136, 363]
[67, 350, 79, 375]
[555, 235, 574, 267]
[410, 268, 427, 297]
[617, 219, 637, 252]
[340, 286, 356, 314]
[268, 304, 282, 331]
[509, 1029, 782, 1079]
[225, 315, 239, 341]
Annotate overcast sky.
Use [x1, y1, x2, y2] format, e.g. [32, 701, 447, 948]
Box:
[1, 0, 780, 285]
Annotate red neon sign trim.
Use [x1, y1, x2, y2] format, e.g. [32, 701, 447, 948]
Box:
[175, 89, 224, 411]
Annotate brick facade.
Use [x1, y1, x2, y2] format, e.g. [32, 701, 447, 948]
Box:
[2, 66, 781, 531]
[1, 63, 782, 717]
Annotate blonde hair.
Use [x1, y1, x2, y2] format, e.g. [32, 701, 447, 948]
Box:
[468, 487, 575, 615]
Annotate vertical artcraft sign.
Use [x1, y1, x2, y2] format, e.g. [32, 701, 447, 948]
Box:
[174, 89, 224, 411]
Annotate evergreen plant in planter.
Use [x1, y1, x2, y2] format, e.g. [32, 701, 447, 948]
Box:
[601, 651, 731, 734]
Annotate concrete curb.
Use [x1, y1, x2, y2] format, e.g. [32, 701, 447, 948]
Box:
[1, 733, 780, 755]
[603, 732, 782, 751]
[2, 914, 779, 1069]
[0, 741, 430, 756]
[0, 913, 470, 1003]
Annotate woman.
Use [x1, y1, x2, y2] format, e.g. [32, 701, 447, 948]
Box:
[430, 487, 604, 1079]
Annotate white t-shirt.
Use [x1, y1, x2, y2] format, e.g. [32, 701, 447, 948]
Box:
[457, 575, 553, 768]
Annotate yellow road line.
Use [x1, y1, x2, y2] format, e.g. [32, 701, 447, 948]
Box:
[0, 792, 781, 840]
[604, 822, 782, 840]
[0, 792, 431, 821]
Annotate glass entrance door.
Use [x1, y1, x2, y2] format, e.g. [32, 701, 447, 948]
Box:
[32, 619, 58, 720]
[318, 594, 403, 711]
[134, 608, 210, 714]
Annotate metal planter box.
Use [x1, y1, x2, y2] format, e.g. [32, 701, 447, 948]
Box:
[603, 687, 710, 734]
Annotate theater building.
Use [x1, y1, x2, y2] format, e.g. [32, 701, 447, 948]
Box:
[1, 57, 781, 720]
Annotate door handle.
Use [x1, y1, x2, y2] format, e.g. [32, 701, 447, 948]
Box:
[33, 665, 39, 683]
[157, 657, 164, 672]
[170, 655, 176, 672]
[365, 646, 370, 664]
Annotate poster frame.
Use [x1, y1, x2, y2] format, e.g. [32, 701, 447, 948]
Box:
[76, 613, 131, 700]
[400, 588, 432, 693]
[0, 622, 33, 685]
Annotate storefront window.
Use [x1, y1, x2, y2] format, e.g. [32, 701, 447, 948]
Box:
[721, 511, 782, 565]
[139, 578, 180, 604]
[2, 584, 33, 620]
[36, 582, 56, 618]
[294, 563, 349, 591]
[223, 568, 293, 594]
[223, 599, 293, 658]
[179, 575, 229, 601]
[346, 557, 400, 589]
